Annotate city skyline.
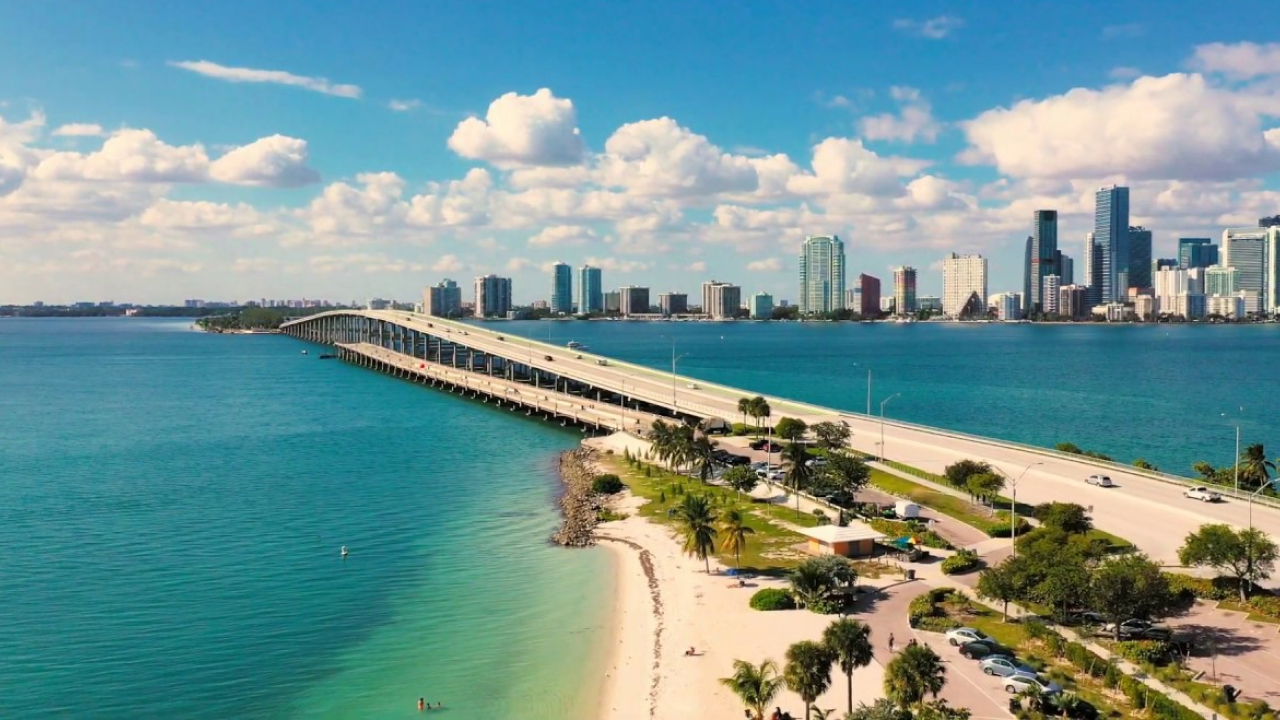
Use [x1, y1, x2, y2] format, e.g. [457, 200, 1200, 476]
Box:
[3, 4, 1280, 304]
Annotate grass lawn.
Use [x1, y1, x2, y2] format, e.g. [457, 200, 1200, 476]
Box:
[868, 469, 1025, 537]
[1085, 528, 1135, 554]
[1218, 599, 1280, 624]
[602, 454, 819, 575]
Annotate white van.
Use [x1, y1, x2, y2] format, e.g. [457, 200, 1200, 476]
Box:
[1086, 474, 1113, 487]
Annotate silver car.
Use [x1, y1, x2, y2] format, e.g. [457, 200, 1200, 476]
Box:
[1004, 674, 1062, 695]
[979, 656, 1035, 678]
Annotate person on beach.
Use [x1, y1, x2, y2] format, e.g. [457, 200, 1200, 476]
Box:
[888, 633, 896, 653]
[418, 698, 425, 712]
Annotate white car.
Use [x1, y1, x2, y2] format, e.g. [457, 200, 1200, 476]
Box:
[945, 627, 994, 647]
[756, 468, 784, 481]
[1184, 486, 1222, 502]
[805, 457, 829, 468]
[1086, 474, 1113, 487]
[1004, 674, 1062, 695]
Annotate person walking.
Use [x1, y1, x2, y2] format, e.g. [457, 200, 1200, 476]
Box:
[888, 633, 896, 653]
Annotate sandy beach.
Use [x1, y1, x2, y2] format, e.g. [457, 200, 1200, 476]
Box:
[586, 433, 890, 720]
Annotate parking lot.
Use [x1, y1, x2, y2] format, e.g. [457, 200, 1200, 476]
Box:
[1170, 601, 1280, 704]
[910, 630, 1017, 719]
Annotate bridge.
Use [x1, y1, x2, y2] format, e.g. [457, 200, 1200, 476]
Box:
[281, 309, 1280, 564]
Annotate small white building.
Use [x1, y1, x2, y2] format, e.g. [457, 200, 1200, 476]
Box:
[797, 523, 886, 558]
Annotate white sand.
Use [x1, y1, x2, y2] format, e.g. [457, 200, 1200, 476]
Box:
[586, 434, 888, 720]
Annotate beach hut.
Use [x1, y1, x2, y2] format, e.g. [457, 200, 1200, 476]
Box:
[797, 523, 885, 558]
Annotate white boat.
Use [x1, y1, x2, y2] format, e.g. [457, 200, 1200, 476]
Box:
[566, 340, 588, 350]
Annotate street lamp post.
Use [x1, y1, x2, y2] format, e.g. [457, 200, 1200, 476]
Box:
[1246, 479, 1277, 593]
[879, 393, 901, 461]
[996, 461, 1045, 547]
[1223, 408, 1243, 495]
[671, 339, 688, 414]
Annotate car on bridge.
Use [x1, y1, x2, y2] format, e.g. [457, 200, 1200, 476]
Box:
[1086, 474, 1114, 487]
[1184, 486, 1222, 502]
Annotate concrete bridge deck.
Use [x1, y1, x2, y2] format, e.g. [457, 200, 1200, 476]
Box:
[282, 309, 1280, 565]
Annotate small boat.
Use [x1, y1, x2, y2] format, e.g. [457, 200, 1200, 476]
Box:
[301, 349, 309, 355]
[319, 353, 337, 360]
[566, 340, 588, 350]
[341, 545, 348, 558]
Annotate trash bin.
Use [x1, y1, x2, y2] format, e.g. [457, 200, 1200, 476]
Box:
[906, 569, 916, 580]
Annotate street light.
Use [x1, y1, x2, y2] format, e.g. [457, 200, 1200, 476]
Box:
[671, 339, 688, 413]
[1246, 479, 1278, 593]
[1222, 408, 1244, 495]
[879, 393, 901, 461]
[994, 460, 1045, 547]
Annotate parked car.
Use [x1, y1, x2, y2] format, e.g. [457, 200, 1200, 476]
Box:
[1086, 474, 1114, 487]
[805, 456, 829, 468]
[1063, 610, 1107, 626]
[825, 491, 855, 508]
[946, 627, 996, 647]
[980, 656, 1036, 678]
[958, 640, 1006, 660]
[756, 468, 784, 481]
[1103, 618, 1171, 640]
[749, 439, 769, 450]
[1184, 486, 1222, 502]
[1004, 674, 1062, 695]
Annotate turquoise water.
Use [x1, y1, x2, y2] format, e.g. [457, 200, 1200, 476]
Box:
[504, 320, 1280, 475]
[0, 318, 611, 719]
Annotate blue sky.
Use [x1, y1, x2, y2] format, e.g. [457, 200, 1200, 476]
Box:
[2, 0, 1279, 304]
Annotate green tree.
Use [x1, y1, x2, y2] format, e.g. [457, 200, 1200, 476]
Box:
[783, 640, 835, 720]
[846, 699, 912, 720]
[723, 465, 760, 498]
[691, 434, 717, 483]
[748, 396, 772, 437]
[976, 560, 1025, 621]
[776, 417, 809, 441]
[811, 421, 852, 451]
[719, 659, 785, 720]
[884, 642, 946, 711]
[822, 618, 874, 715]
[1091, 553, 1176, 640]
[783, 441, 816, 515]
[916, 700, 973, 720]
[1033, 502, 1093, 535]
[823, 452, 872, 496]
[1239, 443, 1275, 489]
[943, 459, 992, 490]
[965, 472, 1004, 509]
[718, 508, 756, 569]
[675, 494, 718, 573]
[737, 397, 753, 430]
[1178, 523, 1280, 601]
[788, 560, 837, 610]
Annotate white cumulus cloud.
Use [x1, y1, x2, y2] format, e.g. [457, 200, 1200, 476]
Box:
[431, 254, 464, 273]
[787, 137, 929, 196]
[528, 224, 597, 247]
[960, 73, 1280, 181]
[448, 88, 584, 166]
[599, 117, 758, 197]
[859, 87, 943, 144]
[210, 135, 320, 187]
[169, 60, 362, 98]
[34, 129, 209, 183]
[1189, 42, 1280, 79]
[52, 123, 105, 137]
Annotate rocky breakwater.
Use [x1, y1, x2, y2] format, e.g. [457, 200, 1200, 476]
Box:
[552, 448, 606, 547]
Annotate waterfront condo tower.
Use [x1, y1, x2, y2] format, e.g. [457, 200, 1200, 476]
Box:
[798, 235, 846, 315]
[1025, 210, 1059, 314]
[1221, 227, 1271, 312]
[423, 278, 463, 318]
[1093, 186, 1130, 303]
[551, 262, 573, 314]
[942, 252, 988, 318]
[1125, 227, 1153, 293]
[857, 274, 881, 317]
[474, 275, 513, 318]
[1178, 238, 1218, 270]
[893, 266, 917, 315]
[578, 265, 603, 314]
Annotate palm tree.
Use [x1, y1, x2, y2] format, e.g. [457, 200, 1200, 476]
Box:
[718, 507, 756, 568]
[650, 420, 675, 466]
[737, 396, 753, 430]
[692, 434, 717, 483]
[1240, 443, 1276, 489]
[670, 423, 696, 474]
[748, 395, 771, 437]
[784, 640, 835, 720]
[783, 441, 815, 516]
[675, 494, 718, 573]
[822, 618, 874, 715]
[719, 659, 784, 720]
[883, 643, 946, 711]
[788, 562, 835, 610]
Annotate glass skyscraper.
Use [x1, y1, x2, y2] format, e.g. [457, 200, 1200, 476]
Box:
[1094, 186, 1130, 303]
[578, 265, 603, 314]
[1127, 227, 1153, 291]
[1178, 238, 1218, 270]
[797, 235, 846, 315]
[1026, 210, 1058, 314]
[551, 262, 573, 314]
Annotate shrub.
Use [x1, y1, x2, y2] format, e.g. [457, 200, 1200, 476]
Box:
[1163, 572, 1237, 602]
[749, 588, 796, 611]
[1248, 594, 1280, 619]
[866, 517, 953, 549]
[914, 615, 961, 632]
[591, 473, 624, 494]
[982, 511, 1033, 538]
[731, 422, 751, 435]
[1114, 640, 1174, 666]
[941, 549, 981, 575]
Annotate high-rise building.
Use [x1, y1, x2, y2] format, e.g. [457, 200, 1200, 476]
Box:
[797, 235, 846, 315]
[1204, 265, 1240, 297]
[578, 265, 603, 314]
[942, 252, 988, 318]
[473, 274, 513, 318]
[1178, 238, 1218, 270]
[659, 292, 688, 316]
[1268, 226, 1280, 315]
[1042, 275, 1061, 315]
[1126, 227, 1153, 292]
[1153, 258, 1178, 273]
[857, 274, 881, 317]
[1094, 186, 1130, 303]
[701, 281, 742, 319]
[993, 293, 1021, 320]
[423, 278, 463, 317]
[619, 286, 650, 316]
[1026, 211, 1058, 313]
[1058, 285, 1088, 320]
[1082, 232, 1095, 298]
[1154, 267, 1192, 314]
[750, 292, 774, 319]
[550, 262, 573, 314]
[1058, 253, 1074, 286]
[603, 291, 620, 313]
[1222, 227, 1268, 310]
[1260, 215, 1280, 228]
[892, 266, 917, 315]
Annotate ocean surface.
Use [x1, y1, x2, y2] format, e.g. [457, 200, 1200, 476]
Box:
[4, 317, 1279, 719]
[500, 319, 1280, 476]
[0, 318, 611, 720]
